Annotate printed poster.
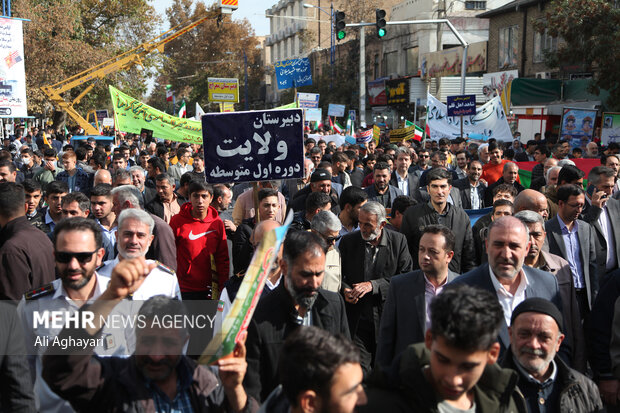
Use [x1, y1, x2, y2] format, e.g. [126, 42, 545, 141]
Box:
[601, 112, 620, 146]
[0, 17, 27, 117]
[559, 107, 597, 149]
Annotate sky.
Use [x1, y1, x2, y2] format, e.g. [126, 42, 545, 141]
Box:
[150, 0, 271, 36]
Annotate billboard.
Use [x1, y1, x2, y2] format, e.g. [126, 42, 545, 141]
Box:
[207, 78, 239, 103]
[0, 17, 27, 117]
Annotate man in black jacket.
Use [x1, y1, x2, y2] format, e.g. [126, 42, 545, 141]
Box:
[400, 168, 476, 274]
[0, 301, 35, 411]
[389, 148, 419, 197]
[244, 231, 350, 402]
[505, 298, 603, 413]
[484, 162, 525, 206]
[340, 201, 413, 373]
[376, 225, 458, 370]
[364, 162, 403, 209]
[453, 160, 486, 209]
[290, 169, 340, 216]
[0, 182, 55, 301]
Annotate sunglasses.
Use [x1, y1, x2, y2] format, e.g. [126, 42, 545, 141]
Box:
[324, 235, 342, 243]
[55, 250, 98, 264]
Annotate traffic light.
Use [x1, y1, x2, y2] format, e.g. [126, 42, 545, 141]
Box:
[376, 9, 386, 38]
[334, 10, 346, 41]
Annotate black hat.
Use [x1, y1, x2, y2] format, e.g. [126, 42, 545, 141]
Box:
[510, 298, 563, 331]
[311, 169, 332, 182]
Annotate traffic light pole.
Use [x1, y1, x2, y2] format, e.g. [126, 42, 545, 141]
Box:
[346, 19, 469, 127]
[330, 4, 334, 90]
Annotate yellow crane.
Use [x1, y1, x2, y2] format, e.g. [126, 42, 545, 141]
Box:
[41, 10, 224, 135]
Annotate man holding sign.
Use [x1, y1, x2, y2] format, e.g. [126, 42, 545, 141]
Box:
[244, 231, 350, 402]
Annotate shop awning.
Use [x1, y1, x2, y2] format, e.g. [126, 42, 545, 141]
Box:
[511, 78, 610, 109]
[510, 78, 562, 106]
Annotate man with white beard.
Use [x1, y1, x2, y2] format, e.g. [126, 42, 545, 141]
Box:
[339, 201, 413, 373]
[503, 298, 602, 412]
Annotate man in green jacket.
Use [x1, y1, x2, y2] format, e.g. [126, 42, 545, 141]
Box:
[362, 284, 527, 413]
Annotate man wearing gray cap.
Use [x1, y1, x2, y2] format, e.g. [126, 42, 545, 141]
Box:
[504, 298, 603, 413]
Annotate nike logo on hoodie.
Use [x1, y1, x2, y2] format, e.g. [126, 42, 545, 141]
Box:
[188, 230, 216, 240]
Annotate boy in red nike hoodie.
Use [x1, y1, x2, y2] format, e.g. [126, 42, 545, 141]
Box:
[170, 181, 229, 300]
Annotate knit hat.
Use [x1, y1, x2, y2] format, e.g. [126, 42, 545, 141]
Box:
[311, 169, 332, 182]
[510, 297, 563, 332]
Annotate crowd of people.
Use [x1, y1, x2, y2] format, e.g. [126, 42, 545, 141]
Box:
[0, 124, 620, 412]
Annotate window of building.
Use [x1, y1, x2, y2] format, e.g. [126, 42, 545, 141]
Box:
[498, 25, 519, 69]
[383, 51, 398, 76]
[533, 28, 558, 63]
[405, 47, 419, 75]
[465, 1, 486, 9]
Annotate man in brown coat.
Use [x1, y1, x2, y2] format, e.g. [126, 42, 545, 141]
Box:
[0, 182, 55, 301]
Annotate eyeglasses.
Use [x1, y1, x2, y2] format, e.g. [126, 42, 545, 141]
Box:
[55, 250, 98, 264]
[323, 235, 342, 244]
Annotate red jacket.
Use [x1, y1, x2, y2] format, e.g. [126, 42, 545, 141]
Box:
[170, 202, 229, 294]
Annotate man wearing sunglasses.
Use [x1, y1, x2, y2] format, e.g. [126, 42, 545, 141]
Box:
[18, 218, 137, 412]
[411, 149, 431, 178]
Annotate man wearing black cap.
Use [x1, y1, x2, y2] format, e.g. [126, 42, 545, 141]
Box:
[290, 168, 340, 215]
[504, 298, 603, 413]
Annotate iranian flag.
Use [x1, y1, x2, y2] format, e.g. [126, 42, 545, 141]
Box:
[405, 120, 424, 141]
[333, 121, 344, 134]
[166, 84, 173, 102]
[178, 100, 187, 118]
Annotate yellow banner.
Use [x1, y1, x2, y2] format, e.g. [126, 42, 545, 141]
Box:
[373, 125, 381, 145]
[389, 126, 417, 142]
[219, 102, 235, 112]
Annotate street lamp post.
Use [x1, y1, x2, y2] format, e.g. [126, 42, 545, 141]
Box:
[243, 50, 248, 110]
[303, 3, 335, 89]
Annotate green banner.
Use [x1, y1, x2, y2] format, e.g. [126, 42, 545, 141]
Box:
[274, 101, 298, 109]
[109, 85, 203, 144]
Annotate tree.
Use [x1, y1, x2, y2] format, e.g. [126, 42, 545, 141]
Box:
[148, 0, 264, 114]
[535, 0, 620, 110]
[13, 0, 160, 124]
